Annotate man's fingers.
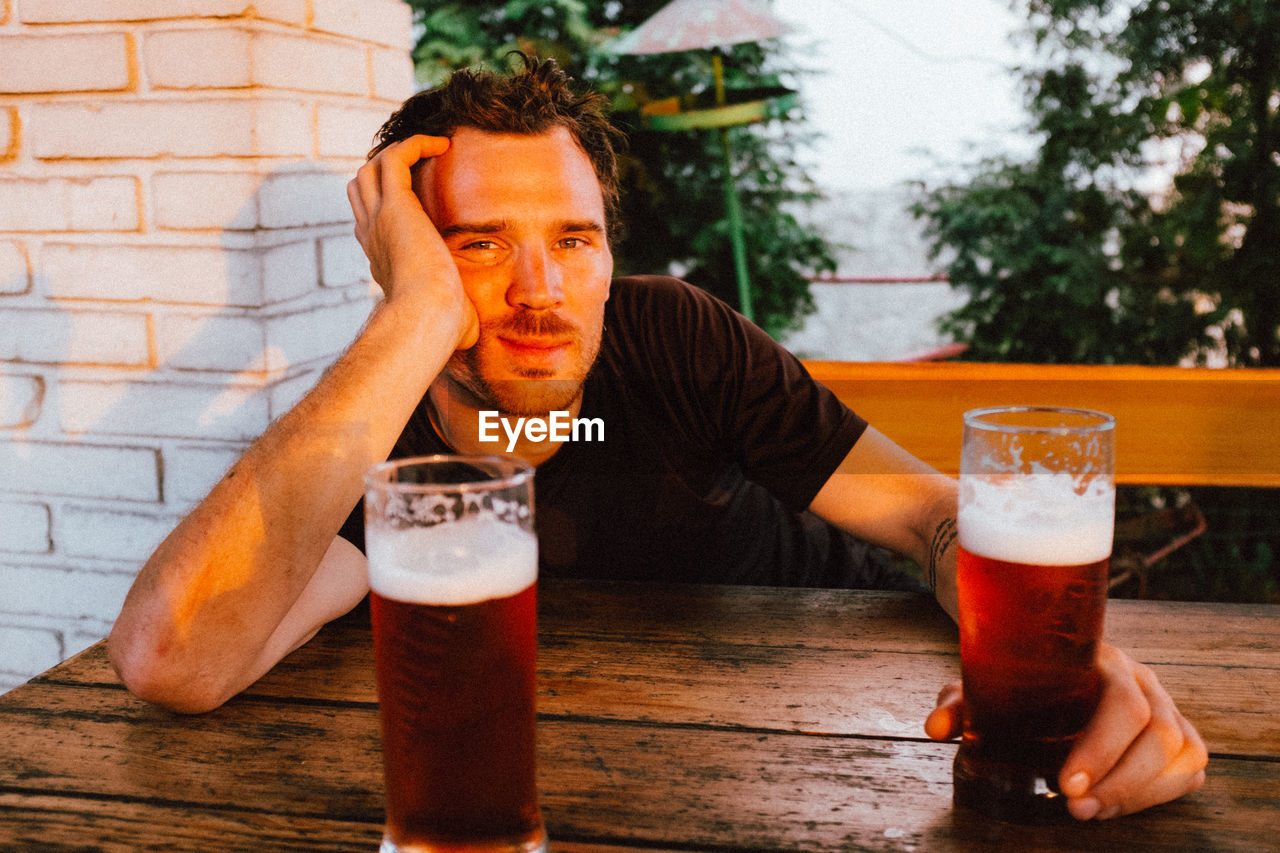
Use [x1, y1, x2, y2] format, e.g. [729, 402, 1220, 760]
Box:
[377, 135, 450, 196]
[348, 135, 450, 230]
[1060, 643, 1208, 819]
[924, 681, 964, 741]
[1059, 644, 1151, 793]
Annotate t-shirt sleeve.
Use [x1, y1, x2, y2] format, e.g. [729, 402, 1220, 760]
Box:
[610, 276, 868, 512]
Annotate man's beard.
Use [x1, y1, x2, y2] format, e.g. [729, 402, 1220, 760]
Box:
[444, 309, 602, 417]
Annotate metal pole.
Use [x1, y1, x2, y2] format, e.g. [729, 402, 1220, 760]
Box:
[712, 53, 754, 322]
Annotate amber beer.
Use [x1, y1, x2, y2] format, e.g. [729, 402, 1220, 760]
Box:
[365, 456, 546, 853]
[953, 407, 1115, 823]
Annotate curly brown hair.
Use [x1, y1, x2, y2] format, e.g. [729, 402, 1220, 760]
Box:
[370, 53, 624, 238]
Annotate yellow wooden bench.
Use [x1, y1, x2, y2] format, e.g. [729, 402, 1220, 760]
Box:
[803, 361, 1280, 488]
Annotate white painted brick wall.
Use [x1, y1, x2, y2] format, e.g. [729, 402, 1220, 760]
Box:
[3, 309, 151, 366]
[0, 177, 141, 232]
[317, 104, 394, 159]
[144, 29, 256, 90]
[0, 441, 161, 502]
[29, 100, 315, 160]
[0, 2, 414, 693]
[59, 379, 272, 442]
[152, 171, 263, 230]
[59, 506, 181, 562]
[312, 0, 413, 47]
[370, 46, 417, 102]
[0, 374, 43, 429]
[257, 172, 355, 228]
[320, 234, 373, 287]
[0, 33, 133, 93]
[0, 625, 62, 689]
[17, 0, 307, 25]
[42, 242, 267, 306]
[5, 563, 136, 624]
[0, 502, 52, 555]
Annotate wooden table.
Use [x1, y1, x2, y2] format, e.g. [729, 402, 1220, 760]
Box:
[1, 581, 1277, 851]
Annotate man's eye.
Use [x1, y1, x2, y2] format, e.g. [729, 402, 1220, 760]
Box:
[460, 240, 496, 251]
[559, 237, 587, 249]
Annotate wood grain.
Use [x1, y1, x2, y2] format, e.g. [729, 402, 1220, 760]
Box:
[804, 361, 1280, 487]
[3, 582, 1278, 852]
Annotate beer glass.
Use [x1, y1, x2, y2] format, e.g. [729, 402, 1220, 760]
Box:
[364, 455, 546, 853]
[953, 407, 1115, 823]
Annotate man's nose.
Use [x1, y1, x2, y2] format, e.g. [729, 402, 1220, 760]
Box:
[507, 245, 564, 311]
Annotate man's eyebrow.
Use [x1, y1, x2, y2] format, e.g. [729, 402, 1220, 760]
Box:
[438, 221, 508, 239]
[557, 220, 606, 234]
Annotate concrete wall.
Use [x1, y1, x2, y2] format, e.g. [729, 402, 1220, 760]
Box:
[0, 0, 414, 692]
[782, 188, 963, 361]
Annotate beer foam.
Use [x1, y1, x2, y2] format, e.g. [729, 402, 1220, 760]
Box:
[366, 514, 538, 605]
[959, 471, 1114, 566]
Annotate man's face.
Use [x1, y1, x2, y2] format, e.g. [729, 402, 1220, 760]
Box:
[414, 126, 614, 417]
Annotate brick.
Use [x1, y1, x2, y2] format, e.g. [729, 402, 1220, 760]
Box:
[144, 28, 252, 90]
[19, 0, 303, 24]
[0, 441, 160, 502]
[257, 171, 353, 229]
[370, 46, 415, 102]
[262, 240, 319, 304]
[60, 379, 271, 442]
[316, 104, 387, 159]
[0, 374, 43, 429]
[0, 625, 61, 679]
[1, 308, 150, 366]
[156, 311, 266, 371]
[43, 243, 265, 307]
[0, 241, 30, 294]
[266, 297, 369, 368]
[0, 501, 51, 554]
[152, 171, 261, 230]
[29, 100, 312, 160]
[162, 444, 242, 506]
[0, 177, 139, 232]
[311, 0, 412, 48]
[252, 31, 368, 96]
[319, 234, 370, 287]
[145, 26, 370, 93]
[2, 563, 135, 622]
[60, 505, 178, 562]
[0, 34, 131, 94]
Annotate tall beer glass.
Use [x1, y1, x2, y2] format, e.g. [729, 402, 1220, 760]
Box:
[364, 455, 546, 853]
[953, 407, 1115, 823]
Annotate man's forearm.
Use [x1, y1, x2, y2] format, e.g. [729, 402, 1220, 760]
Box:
[108, 294, 458, 711]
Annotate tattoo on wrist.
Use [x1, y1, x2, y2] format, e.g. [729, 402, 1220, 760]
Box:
[928, 517, 957, 591]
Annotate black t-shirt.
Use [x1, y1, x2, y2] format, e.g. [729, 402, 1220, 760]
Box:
[340, 276, 911, 588]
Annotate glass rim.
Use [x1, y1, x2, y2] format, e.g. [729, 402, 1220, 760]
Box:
[364, 454, 534, 494]
[963, 405, 1116, 435]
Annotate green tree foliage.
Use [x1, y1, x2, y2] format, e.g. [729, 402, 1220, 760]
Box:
[913, 0, 1280, 366]
[407, 1, 836, 336]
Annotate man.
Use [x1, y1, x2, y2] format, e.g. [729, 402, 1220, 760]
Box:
[109, 55, 1206, 822]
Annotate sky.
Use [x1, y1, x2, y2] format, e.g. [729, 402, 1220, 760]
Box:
[770, 0, 1037, 192]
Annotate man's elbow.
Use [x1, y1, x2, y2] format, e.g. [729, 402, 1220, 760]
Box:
[107, 628, 237, 715]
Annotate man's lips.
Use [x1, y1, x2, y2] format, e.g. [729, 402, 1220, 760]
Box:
[498, 336, 572, 353]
